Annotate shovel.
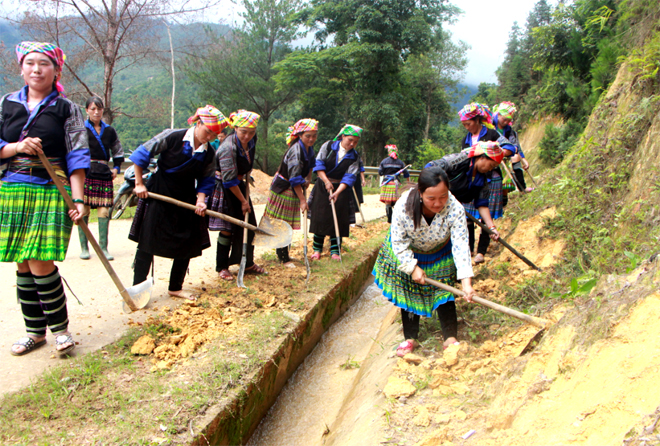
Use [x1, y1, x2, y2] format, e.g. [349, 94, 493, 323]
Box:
[330, 198, 342, 264]
[37, 152, 150, 312]
[525, 169, 540, 189]
[425, 278, 551, 329]
[352, 186, 366, 228]
[237, 175, 251, 288]
[303, 191, 311, 286]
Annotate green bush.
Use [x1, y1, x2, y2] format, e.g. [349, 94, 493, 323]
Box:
[538, 119, 585, 166]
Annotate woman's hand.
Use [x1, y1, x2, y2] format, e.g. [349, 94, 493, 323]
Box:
[488, 227, 500, 241]
[329, 190, 340, 203]
[461, 279, 475, 303]
[195, 200, 207, 216]
[112, 170, 118, 180]
[299, 200, 309, 213]
[411, 266, 426, 285]
[241, 200, 250, 215]
[16, 137, 43, 156]
[324, 181, 334, 194]
[521, 158, 530, 170]
[134, 184, 148, 199]
[68, 202, 87, 224]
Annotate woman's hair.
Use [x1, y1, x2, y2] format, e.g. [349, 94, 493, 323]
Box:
[405, 166, 450, 230]
[85, 96, 104, 109]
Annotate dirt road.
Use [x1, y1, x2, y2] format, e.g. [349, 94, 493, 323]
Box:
[0, 195, 386, 396]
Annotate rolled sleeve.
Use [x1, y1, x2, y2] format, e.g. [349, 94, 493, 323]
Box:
[197, 176, 215, 195]
[130, 145, 151, 169]
[289, 175, 305, 188]
[66, 148, 91, 175]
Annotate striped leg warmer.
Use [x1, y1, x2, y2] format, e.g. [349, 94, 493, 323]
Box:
[34, 267, 69, 335]
[17, 271, 47, 337]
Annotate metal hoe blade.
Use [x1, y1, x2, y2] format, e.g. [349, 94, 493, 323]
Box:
[254, 215, 293, 249]
[122, 278, 154, 313]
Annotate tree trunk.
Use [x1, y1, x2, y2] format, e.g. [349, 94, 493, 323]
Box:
[424, 101, 431, 141]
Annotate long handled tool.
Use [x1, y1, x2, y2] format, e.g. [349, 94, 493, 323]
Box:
[148, 192, 292, 250]
[380, 164, 412, 187]
[330, 199, 342, 264]
[525, 169, 540, 189]
[37, 152, 149, 312]
[237, 175, 251, 288]
[148, 192, 273, 236]
[352, 186, 366, 227]
[500, 160, 523, 193]
[303, 191, 311, 286]
[425, 278, 550, 329]
[466, 212, 541, 271]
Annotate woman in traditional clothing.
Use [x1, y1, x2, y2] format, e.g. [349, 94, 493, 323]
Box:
[308, 124, 363, 260]
[1, 41, 89, 356]
[373, 166, 475, 357]
[425, 141, 505, 244]
[209, 109, 267, 280]
[458, 103, 516, 263]
[264, 118, 318, 266]
[129, 105, 227, 300]
[78, 96, 124, 260]
[378, 144, 409, 223]
[492, 101, 531, 192]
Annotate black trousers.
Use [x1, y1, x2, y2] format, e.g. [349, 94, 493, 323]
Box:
[467, 221, 491, 256]
[400, 301, 458, 341]
[133, 248, 190, 292]
[512, 163, 527, 189]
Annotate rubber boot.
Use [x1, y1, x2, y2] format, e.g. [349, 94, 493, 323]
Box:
[78, 216, 90, 259]
[98, 217, 114, 260]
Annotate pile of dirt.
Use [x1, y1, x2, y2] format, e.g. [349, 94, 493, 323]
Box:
[130, 221, 389, 369]
[250, 169, 273, 205]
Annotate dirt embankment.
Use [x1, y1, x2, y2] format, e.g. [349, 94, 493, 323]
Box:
[357, 206, 660, 446]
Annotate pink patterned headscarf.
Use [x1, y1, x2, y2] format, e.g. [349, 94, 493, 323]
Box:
[229, 109, 260, 129]
[386, 144, 398, 159]
[463, 141, 504, 164]
[493, 101, 517, 120]
[187, 105, 230, 135]
[286, 118, 319, 145]
[16, 41, 67, 95]
[458, 103, 493, 125]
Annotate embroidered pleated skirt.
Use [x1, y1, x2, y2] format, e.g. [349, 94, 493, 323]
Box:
[380, 179, 400, 205]
[372, 231, 456, 317]
[0, 182, 73, 262]
[83, 178, 113, 208]
[463, 170, 504, 220]
[264, 188, 301, 230]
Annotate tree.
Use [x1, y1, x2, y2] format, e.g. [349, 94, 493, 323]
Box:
[188, 0, 300, 173]
[2, 0, 217, 123]
[276, 0, 462, 164]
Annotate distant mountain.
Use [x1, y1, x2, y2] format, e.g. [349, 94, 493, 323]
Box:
[452, 83, 479, 110]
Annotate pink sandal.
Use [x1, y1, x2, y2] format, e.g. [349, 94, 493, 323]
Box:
[218, 269, 233, 281]
[310, 252, 321, 261]
[396, 340, 415, 357]
[331, 254, 341, 261]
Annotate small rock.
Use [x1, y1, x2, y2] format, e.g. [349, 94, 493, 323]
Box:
[443, 344, 460, 367]
[452, 409, 467, 421]
[403, 353, 424, 365]
[383, 376, 417, 399]
[131, 335, 156, 355]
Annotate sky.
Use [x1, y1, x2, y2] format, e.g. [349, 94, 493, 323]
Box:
[447, 0, 542, 87]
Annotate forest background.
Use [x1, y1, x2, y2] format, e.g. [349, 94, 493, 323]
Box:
[0, 0, 650, 173]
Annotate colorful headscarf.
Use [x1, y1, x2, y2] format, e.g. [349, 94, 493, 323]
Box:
[386, 144, 398, 159]
[463, 141, 504, 164]
[458, 103, 493, 125]
[493, 101, 517, 120]
[286, 118, 319, 145]
[229, 109, 260, 129]
[334, 124, 363, 141]
[187, 105, 230, 135]
[16, 41, 67, 96]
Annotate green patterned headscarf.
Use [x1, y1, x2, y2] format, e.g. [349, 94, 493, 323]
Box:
[334, 124, 363, 140]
